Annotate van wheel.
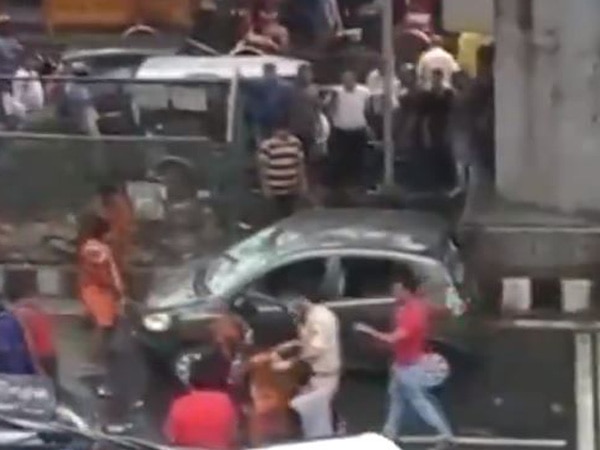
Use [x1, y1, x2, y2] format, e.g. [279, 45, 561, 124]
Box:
[155, 162, 196, 202]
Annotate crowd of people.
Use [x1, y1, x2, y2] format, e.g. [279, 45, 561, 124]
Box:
[250, 32, 495, 219]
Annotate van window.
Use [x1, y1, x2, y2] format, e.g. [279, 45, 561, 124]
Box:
[132, 82, 229, 141]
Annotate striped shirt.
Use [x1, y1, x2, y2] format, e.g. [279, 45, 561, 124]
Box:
[259, 135, 304, 196]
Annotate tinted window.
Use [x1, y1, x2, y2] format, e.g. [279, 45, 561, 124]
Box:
[338, 256, 452, 305]
[339, 257, 421, 299]
[255, 258, 327, 298]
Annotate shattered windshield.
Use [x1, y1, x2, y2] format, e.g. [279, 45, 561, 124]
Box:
[204, 225, 303, 296]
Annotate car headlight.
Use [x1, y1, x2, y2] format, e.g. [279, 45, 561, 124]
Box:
[143, 313, 172, 332]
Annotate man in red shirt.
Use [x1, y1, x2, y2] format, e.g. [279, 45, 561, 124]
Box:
[355, 270, 453, 447]
[164, 350, 237, 449]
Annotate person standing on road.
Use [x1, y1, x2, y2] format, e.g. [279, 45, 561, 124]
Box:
[417, 35, 460, 90]
[76, 214, 124, 397]
[165, 350, 238, 449]
[257, 125, 309, 220]
[327, 70, 371, 193]
[354, 270, 453, 448]
[5, 272, 57, 385]
[92, 183, 136, 278]
[245, 63, 292, 142]
[273, 295, 342, 438]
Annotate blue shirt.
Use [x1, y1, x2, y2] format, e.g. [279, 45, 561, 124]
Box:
[245, 77, 292, 129]
[0, 311, 35, 375]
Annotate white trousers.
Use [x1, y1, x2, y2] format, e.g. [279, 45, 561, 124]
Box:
[291, 374, 340, 439]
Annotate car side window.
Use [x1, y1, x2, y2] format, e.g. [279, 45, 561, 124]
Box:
[339, 257, 414, 299]
[251, 257, 328, 299]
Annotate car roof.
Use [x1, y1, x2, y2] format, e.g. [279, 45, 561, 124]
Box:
[262, 433, 399, 450]
[265, 208, 451, 257]
[61, 47, 172, 62]
[135, 55, 308, 81]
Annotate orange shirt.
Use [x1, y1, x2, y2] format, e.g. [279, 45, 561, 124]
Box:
[78, 238, 123, 327]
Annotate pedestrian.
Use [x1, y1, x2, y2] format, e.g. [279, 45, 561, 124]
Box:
[0, 301, 36, 375]
[12, 54, 45, 116]
[0, 13, 23, 125]
[416, 35, 460, 90]
[165, 350, 238, 449]
[354, 269, 453, 447]
[365, 60, 401, 140]
[4, 272, 57, 386]
[58, 62, 100, 136]
[244, 355, 304, 447]
[91, 183, 136, 278]
[245, 63, 292, 142]
[257, 125, 308, 221]
[272, 294, 341, 438]
[415, 68, 455, 187]
[76, 214, 124, 397]
[289, 64, 324, 189]
[327, 70, 371, 193]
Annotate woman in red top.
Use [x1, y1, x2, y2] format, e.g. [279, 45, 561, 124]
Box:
[165, 349, 237, 449]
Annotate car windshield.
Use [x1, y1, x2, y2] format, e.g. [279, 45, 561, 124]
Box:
[204, 225, 302, 296]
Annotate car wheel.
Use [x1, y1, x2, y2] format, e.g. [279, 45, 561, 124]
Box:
[173, 346, 214, 385]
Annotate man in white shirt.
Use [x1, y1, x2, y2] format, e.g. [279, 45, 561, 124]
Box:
[13, 56, 44, 115]
[365, 61, 401, 139]
[328, 70, 371, 191]
[274, 296, 342, 438]
[417, 35, 460, 90]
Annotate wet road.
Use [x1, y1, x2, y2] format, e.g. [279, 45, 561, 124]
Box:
[56, 316, 389, 441]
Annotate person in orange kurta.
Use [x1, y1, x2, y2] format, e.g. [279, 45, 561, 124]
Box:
[77, 214, 124, 397]
[93, 184, 136, 277]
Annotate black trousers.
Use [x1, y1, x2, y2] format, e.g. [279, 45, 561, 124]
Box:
[328, 127, 369, 189]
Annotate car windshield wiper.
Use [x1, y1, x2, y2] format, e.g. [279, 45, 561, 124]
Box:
[0, 413, 169, 450]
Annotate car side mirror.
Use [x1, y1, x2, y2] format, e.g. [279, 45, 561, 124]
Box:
[232, 296, 258, 318]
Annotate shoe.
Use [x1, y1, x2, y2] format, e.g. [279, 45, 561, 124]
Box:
[96, 384, 113, 398]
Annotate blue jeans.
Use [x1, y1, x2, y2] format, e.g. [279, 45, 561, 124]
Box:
[382, 363, 453, 440]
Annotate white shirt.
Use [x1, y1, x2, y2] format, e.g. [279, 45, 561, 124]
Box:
[365, 69, 401, 110]
[12, 68, 44, 113]
[417, 46, 460, 89]
[330, 85, 370, 130]
[299, 304, 341, 375]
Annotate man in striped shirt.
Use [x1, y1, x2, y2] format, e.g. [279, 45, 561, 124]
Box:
[257, 127, 308, 220]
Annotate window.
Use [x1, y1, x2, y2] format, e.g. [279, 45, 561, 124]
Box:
[255, 258, 327, 299]
[340, 257, 414, 299]
[339, 256, 453, 306]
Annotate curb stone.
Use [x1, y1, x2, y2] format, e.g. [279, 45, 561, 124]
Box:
[0, 264, 182, 312]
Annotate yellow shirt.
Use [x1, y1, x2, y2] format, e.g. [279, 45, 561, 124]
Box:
[457, 32, 493, 77]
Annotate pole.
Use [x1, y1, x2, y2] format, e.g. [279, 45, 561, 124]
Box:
[382, 0, 395, 187]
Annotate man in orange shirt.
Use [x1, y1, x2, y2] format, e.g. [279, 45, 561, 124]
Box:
[77, 214, 124, 397]
[93, 183, 136, 277]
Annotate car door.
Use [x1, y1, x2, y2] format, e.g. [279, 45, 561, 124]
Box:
[231, 256, 330, 350]
[322, 255, 400, 371]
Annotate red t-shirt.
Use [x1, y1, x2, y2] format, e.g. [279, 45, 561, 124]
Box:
[12, 300, 55, 358]
[165, 390, 237, 450]
[393, 297, 429, 365]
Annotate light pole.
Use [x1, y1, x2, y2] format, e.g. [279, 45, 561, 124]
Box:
[382, 0, 396, 188]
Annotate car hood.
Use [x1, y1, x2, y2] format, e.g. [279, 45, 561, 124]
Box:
[146, 259, 212, 310]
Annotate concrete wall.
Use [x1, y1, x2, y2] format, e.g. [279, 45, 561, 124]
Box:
[495, 0, 600, 213]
